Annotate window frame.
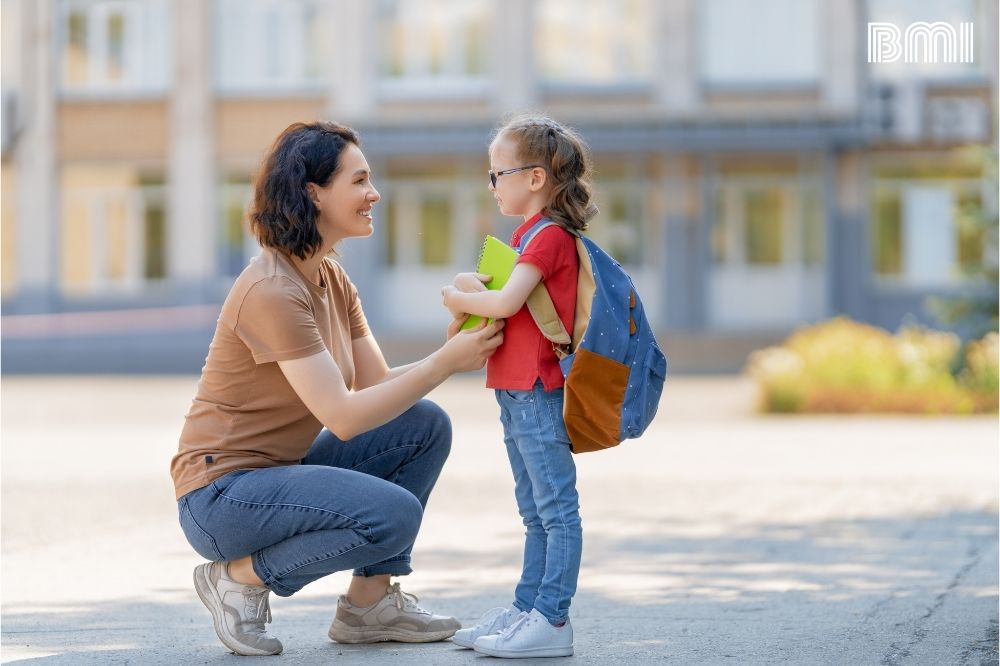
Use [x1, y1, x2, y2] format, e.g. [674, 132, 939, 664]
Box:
[696, 0, 822, 91]
[57, 0, 170, 97]
[59, 166, 169, 294]
[870, 174, 989, 288]
[534, 0, 655, 89]
[374, 0, 493, 100]
[213, 0, 327, 95]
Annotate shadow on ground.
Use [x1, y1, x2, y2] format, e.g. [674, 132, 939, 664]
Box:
[3, 509, 996, 665]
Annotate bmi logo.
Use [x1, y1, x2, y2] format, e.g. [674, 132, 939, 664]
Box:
[868, 22, 975, 63]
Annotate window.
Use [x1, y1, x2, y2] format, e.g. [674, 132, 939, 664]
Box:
[744, 188, 784, 264]
[418, 196, 452, 266]
[708, 168, 828, 329]
[60, 165, 167, 294]
[868, 0, 985, 81]
[802, 188, 824, 266]
[871, 158, 988, 286]
[587, 180, 647, 266]
[699, 0, 819, 88]
[376, 0, 490, 95]
[219, 176, 257, 276]
[58, 0, 169, 93]
[381, 177, 494, 268]
[215, 0, 326, 92]
[536, 0, 652, 85]
[1, 163, 16, 295]
[713, 176, 825, 267]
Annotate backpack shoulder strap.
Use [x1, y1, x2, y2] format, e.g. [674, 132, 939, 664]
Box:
[517, 219, 576, 356]
[518, 220, 558, 253]
[526, 283, 571, 353]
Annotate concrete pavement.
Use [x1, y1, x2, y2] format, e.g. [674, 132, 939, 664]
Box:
[1, 375, 997, 664]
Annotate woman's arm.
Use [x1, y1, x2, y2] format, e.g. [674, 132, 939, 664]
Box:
[442, 263, 543, 320]
[351, 315, 470, 389]
[350, 335, 393, 389]
[279, 319, 502, 441]
[350, 337, 425, 388]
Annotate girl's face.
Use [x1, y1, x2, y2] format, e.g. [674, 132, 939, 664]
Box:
[488, 135, 546, 219]
[309, 143, 380, 246]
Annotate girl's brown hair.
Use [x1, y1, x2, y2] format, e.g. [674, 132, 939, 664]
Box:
[493, 114, 598, 232]
[248, 121, 360, 259]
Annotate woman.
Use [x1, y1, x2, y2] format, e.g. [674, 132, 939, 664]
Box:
[170, 121, 503, 656]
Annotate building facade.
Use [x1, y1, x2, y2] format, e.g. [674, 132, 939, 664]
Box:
[1, 0, 996, 371]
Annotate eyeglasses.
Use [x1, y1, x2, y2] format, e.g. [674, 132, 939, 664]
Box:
[489, 165, 543, 188]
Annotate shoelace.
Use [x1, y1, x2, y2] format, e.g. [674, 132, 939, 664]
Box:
[242, 587, 273, 634]
[477, 607, 511, 633]
[498, 611, 537, 641]
[388, 582, 429, 615]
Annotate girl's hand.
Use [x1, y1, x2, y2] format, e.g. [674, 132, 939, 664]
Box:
[437, 319, 505, 373]
[440, 285, 467, 319]
[453, 272, 491, 293]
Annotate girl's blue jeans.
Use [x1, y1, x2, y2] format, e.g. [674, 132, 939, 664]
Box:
[496, 382, 582, 626]
[176, 400, 451, 597]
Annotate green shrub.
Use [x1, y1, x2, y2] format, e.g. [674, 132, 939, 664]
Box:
[959, 332, 999, 410]
[746, 317, 998, 414]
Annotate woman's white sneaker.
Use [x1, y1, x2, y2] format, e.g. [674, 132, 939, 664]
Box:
[451, 605, 523, 649]
[473, 608, 573, 658]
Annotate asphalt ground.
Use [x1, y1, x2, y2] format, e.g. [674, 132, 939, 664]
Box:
[2, 375, 997, 664]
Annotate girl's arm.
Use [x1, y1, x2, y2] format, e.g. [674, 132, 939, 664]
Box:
[442, 263, 543, 320]
[278, 319, 503, 441]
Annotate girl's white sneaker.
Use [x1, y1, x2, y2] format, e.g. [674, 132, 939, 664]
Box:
[451, 605, 522, 648]
[473, 608, 573, 658]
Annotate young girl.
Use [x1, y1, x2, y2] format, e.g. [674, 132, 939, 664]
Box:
[441, 114, 598, 659]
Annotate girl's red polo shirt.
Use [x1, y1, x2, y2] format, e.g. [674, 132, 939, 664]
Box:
[486, 212, 579, 391]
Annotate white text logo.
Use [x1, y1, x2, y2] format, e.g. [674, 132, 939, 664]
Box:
[868, 22, 974, 63]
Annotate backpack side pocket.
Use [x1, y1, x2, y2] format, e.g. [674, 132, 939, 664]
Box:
[624, 343, 667, 438]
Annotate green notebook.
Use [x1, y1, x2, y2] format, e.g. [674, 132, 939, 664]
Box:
[459, 235, 518, 330]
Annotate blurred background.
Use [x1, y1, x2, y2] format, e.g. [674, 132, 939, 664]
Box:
[1, 0, 997, 374]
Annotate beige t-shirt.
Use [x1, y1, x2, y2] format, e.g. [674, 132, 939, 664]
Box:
[171, 249, 370, 499]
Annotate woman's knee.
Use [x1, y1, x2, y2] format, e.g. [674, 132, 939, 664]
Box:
[373, 487, 423, 551]
[410, 400, 452, 455]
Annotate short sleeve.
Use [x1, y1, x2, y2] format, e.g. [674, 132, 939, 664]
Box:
[234, 277, 328, 363]
[517, 226, 573, 280]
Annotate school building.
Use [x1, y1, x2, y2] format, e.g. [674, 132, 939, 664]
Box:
[1, 0, 996, 372]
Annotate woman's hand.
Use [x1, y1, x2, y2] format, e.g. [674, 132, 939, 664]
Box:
[446, 313, 470, 340]
[435, 319, 504, 374]
[453, 272, 491, 293]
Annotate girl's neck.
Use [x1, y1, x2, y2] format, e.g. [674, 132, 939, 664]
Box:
[523, 207, 547, 223]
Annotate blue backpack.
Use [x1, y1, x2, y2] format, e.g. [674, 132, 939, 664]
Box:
[520, 219, 667, 453]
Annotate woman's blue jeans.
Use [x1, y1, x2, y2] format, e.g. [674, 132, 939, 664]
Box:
[176, 400, 451, 597]
[496, 383, 582, 625]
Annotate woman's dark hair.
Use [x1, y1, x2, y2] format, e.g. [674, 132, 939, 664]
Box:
[492, 114, 598, 232]
[249, 121, 360, 259]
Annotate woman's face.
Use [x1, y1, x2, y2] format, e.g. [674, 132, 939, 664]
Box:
[310, 143, 380, 246]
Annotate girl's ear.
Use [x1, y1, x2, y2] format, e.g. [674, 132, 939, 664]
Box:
[528, 167, 548, 192]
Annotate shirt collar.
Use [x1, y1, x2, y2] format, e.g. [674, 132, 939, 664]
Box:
[510, 210, 546, 247]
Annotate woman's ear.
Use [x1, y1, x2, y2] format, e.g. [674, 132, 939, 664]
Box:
[306, 183, 321, 208]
